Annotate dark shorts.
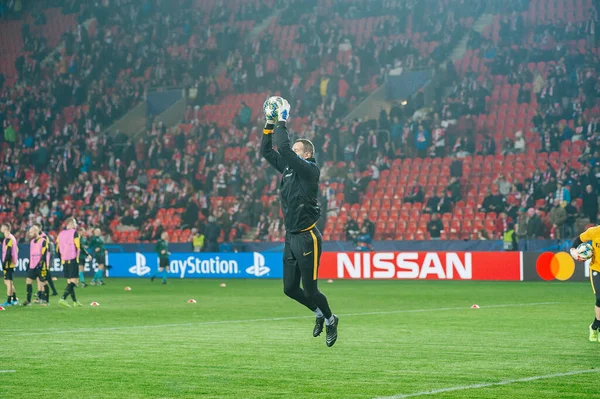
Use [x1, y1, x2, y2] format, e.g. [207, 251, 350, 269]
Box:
[26, 265, 48, 282]
[77, 259, 86, 268]
[159, 257, 170, 268]
[94, 255, 105, 265]
[63, 260, 79, 279]
[2, 268, 13, 281]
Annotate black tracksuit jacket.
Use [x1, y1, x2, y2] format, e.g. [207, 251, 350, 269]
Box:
[260, 121, 321, 233]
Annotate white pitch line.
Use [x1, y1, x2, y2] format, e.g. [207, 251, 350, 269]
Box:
[373, 369, 600, 399]
[5, 302, 558, 337]
[0, 370, 16, 373]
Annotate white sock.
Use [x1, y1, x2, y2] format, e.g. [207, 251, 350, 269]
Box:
[314, 308, 324, 318]
[325, 315, 335, 326]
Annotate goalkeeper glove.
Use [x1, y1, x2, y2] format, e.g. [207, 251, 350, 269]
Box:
[278, 99, 290, 123]
[263, 99, 277, 125]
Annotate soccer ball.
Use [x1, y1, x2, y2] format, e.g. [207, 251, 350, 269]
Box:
[263, 96, 284, 121]
[577, 242, 593, 261]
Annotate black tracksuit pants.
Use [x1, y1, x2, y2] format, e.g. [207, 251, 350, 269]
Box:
[283, 226, 332, 318]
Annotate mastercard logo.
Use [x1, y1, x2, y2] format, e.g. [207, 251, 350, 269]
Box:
[536, 252, 575, 281]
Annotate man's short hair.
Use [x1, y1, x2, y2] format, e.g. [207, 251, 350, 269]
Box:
[33, 222, 42, 229]
[65, 217, 77, 227]
[296, 139, 315, 157]
[1, 222, 11, 231]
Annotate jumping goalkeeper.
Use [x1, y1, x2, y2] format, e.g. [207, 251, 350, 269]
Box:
[260, 97, 338, 347]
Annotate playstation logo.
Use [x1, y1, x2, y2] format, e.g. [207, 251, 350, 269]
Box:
[129, 253, 151, 276]
[245, 252, 270, 277]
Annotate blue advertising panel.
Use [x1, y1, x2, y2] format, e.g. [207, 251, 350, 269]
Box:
[7, 246, 282, 279]
[107, 252, 283, 279]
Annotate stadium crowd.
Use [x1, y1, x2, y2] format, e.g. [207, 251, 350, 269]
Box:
[0, 0, 599, 246]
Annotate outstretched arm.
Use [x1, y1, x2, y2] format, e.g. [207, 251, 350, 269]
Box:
[260, 123, 286, 173]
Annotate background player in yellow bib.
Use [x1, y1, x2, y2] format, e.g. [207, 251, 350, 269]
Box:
[571, 226, 600, 341]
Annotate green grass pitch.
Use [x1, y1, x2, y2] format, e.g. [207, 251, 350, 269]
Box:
[1, 278, 598, 398]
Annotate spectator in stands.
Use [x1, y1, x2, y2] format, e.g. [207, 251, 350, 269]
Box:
[437, 191, 454, 214]
[555, 182, 571, 203]
[565, 199, 579, 238]
[3, 122, 16, 146]
[580, 167, 597, 191]
[237, 102, 252, 129]
[585, 13, 598, 48]
[480, 134, 496, 156]
[502, 137, 514, 155]
[182, 197, 199, 229]
[345, 218, 360, 241]
[427, 213, 444, 240]
[362, 217, 375, 238]
[343, 142, 355, 163]
[451, 137, 471, 158]
[446, 177, 461, 202]
[256, 214, 269, 242]
[192, 228, 204, 252]
[353, 226, 373, 252]
[122, 209, 143, 229]
[268, 217, 284, 242]
[582, 184, 599, 223]
[516, 210, 529, 241]
[495, 174, 512, 197]
[367, 161, 380, 181]
[517, 84, 530, 104]
[343, 173, 360, 205]
[477, 229, 490, 240]
[404, 185, 424, 204]
[503, 223, 518, 251]
[204, 216, 221, 252]
[495, 212, 513, 239]
[504, 199, 519, 221]
[480, 189, 501, 214]
[513, 131, 526, 153]
[424, 193, 441, 214]
[355, 136, 369, 170]
[432, 122, 446, 157]
[375, 149, 391, 171]
[367, 129, 379, 156]
[390, 116, 403, 149]
[151, 220, 165, 241]
[527, 209, 544, 239]
[414, 124, 430, 158]
[230, 222, 246, 242]
[549, 199, 567, 238]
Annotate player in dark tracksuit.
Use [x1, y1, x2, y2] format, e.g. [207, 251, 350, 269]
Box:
[261, 98, 338, 347]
